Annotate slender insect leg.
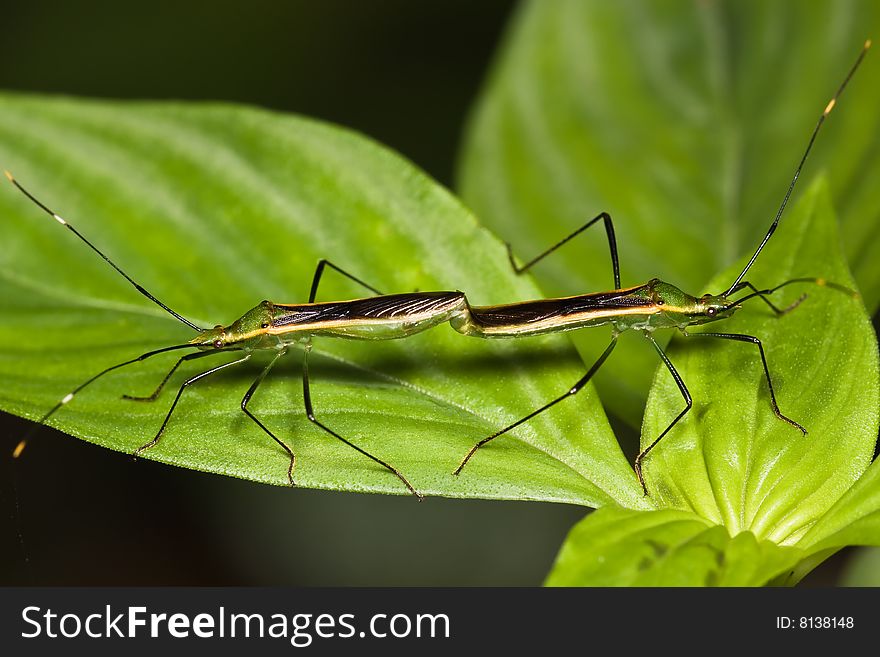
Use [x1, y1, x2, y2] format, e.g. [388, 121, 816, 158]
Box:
[240, 348, 297, 486]
[454, 335, 619, 476]
[12, 343, 197, 458]
[506, 212, 621, 288]
[122, 350, 225, 401]
[732, 277, 857, 316]
[135, 354, 252, 456]
[728, 281, 805, 315]
[309, 259, 383, 303]
[634, 335, 693, 496]
[767, 276, 858, 298]
[684, 331, 806, 434]
[301, 340, 422, 500]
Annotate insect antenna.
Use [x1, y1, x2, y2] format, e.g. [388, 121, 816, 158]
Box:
[4, 171, 205, 332]
[11, 342, 198, 458]
[725, 39, 871, 296]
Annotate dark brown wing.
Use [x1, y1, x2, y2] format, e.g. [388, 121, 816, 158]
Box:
[469, 285, 655, 328]
[272, 292, 465, 327]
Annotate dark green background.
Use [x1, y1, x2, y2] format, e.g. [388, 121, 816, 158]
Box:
[0, 0, 855, 585]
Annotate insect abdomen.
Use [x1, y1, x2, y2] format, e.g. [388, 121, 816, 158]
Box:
[452, 287, 660, 338]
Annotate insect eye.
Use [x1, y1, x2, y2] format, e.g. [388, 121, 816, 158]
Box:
[213, 339, 223, 349]
[261, 323, 269, 329]
[707, 308, 717, 316]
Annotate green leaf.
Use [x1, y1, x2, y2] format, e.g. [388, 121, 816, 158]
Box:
[0, 93, 647, 508]
[458, 0, 880, 424]
[545, 506, 804, 586]
[546, 180, 879, 586]
[641, 178, 879, 545]
[796, 457, 880, 555]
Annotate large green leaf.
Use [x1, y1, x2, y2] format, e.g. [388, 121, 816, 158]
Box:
[545, 506, 804, 586]
[458, 0, 880, 424]
[797, 458, 880, 555]
[641, 179, 879, 544]
[547, 180, 879, 586]
[0, 93, 648, 508]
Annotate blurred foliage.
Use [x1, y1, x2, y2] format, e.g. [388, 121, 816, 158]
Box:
[546, 506, 805, 586]
[838, 547, 880, 586]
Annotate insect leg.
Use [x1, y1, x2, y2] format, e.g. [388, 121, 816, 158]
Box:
[684, 332, 806, 434]
[309, 259, 383, 303]
[239, 348, 296, 486]
[301, 340, 422, 500]
[454, 335, 618, 476]
[13, 343, 197, 458]
[728, 281, 802, 315]
[634, 335, 693, 496]
[122, 350, 227, 401]
[135, 354, 252, 456]
[506, 212, 620, 288]
[731, 277, 856, 314]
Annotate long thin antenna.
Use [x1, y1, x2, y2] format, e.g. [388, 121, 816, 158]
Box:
[725, 39, 872, 296]
[11, 342, 198, 458]
[4, 171, 205, 332]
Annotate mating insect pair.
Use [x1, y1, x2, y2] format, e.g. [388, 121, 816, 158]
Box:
[5, 41, 870, 500]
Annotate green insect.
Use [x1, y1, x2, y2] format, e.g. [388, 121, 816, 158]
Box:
[5, 41, 870, 499]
